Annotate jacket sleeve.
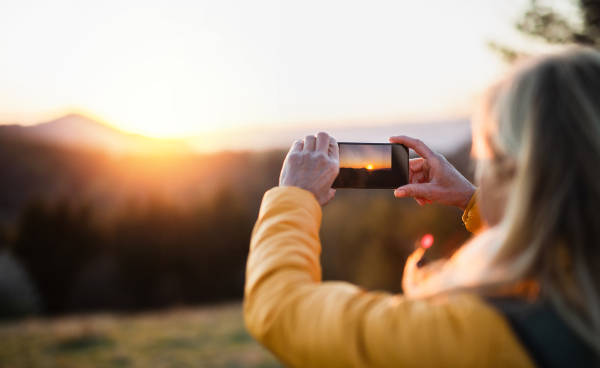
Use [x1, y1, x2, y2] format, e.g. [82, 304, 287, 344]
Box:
[462, 189, 483, 234]
[244, 186, 534, 368]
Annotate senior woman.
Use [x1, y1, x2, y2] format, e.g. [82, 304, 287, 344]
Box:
[244, 47, 600, 368]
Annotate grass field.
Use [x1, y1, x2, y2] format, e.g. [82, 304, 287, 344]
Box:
[0, 303, 283, 368]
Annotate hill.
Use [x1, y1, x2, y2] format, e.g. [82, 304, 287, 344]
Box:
[0, 114, 188, 155]
[1, 114, 471, 156]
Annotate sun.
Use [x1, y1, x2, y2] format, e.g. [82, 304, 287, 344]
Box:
[367, 165, 373, 170]
[86, 55, 255, 138]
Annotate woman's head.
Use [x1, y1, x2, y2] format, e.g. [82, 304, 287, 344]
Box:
[474, 46, 600, 352]
[474, 47, 600, 229]
[405, 47, 600, 354]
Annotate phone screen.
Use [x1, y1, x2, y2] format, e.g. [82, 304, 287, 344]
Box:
[332, 143, 409, 189]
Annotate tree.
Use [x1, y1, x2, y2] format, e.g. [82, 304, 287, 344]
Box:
[490, 0, 600, 62]
[12, 199, 102, 314]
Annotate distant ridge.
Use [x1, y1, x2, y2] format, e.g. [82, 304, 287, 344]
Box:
[187, 119, 472, 155]
[0, 115, 472, 155]
[0, 114, 189, 155]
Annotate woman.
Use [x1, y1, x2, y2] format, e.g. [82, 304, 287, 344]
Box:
[244, 47, 600, 367]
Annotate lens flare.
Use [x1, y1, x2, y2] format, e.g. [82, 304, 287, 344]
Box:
[421, 234, 434, 249]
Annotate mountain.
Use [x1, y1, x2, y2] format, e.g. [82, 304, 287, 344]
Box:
[0, 115, 188, 155]
[0, 115, 472, 156]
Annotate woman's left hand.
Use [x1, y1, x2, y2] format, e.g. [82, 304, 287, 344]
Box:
[279, 132, 340, 206]
[389, 135, 476, 210]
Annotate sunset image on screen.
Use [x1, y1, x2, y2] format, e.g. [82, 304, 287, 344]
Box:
[339, 144, 391, 171]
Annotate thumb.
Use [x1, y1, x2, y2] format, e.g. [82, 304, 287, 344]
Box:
[395, 184, 433, 199]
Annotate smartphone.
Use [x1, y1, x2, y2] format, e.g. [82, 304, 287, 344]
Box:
[332, 142, 409, 189]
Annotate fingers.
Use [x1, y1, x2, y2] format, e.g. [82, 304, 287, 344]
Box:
[289, 139, 304, 153]
[315, 132, 330, 153]
[301, 132, 337, 157]
[328, 135, 339, 160]
[394, 183, 433, 200]
[389, 135, 435, 159]
[303, 135, 316, 151]
[409, 158, 424, 172]
[410, 171, 426, 184]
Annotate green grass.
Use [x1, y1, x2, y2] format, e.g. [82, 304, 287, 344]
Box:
[0, 303, 283, 368]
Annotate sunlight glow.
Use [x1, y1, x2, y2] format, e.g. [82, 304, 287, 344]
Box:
[367, 165, 373, 170]
[0, 0, 562, 138]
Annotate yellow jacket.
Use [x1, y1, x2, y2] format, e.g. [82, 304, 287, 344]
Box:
[244, 187, 535, 368]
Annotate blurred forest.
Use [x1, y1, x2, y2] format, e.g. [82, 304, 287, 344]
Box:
[0, 131, 473, 318]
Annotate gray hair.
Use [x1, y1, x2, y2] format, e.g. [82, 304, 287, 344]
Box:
[404, 47, 600, 356]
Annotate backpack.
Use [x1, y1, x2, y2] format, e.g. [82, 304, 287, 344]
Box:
[487, 298, 597, 368]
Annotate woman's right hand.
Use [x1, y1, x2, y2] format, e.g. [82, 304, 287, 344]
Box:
[389, 135, 476, 210]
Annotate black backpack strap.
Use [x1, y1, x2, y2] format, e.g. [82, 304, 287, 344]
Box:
[486, 297, 596, 368]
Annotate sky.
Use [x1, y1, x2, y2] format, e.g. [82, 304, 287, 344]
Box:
[0, 0, 580, 138]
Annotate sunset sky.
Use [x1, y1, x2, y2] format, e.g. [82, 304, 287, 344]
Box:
[0, 0, 577, 138]
[339, 144, 391, 170]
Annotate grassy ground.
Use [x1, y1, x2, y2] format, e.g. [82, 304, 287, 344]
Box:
[0, 303, 283, 368]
